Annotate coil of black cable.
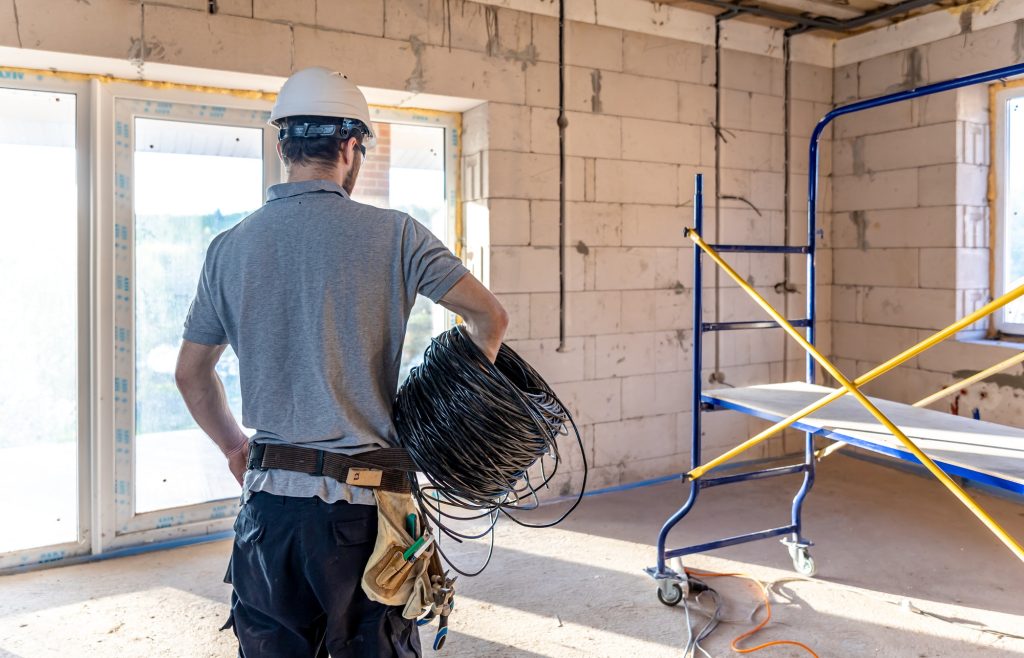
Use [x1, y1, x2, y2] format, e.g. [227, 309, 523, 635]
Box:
[393, 325, 587, 575]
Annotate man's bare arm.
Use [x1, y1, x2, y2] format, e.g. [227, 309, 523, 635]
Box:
[175, 340, 249, 485]
[439, 273, 509, 363]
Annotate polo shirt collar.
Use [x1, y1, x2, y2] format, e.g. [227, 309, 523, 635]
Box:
[267, 179, 350, 201]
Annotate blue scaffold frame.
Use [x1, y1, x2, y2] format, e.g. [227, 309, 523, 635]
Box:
[647, 61, 1024, 590]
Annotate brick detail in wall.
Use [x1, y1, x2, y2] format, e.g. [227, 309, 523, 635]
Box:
[358, 122, 391, 208]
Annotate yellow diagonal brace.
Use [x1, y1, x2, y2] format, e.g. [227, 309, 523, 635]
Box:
[819, 349, 1024, 461]
[685, 229, 1024, 564]
[913, 350, 1024, 409]
[690, 279, 1024, 479]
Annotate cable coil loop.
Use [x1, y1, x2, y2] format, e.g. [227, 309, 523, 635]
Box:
[394, 325, 587, 575]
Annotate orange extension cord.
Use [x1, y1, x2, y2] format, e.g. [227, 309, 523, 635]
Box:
[685, 569, 820, 658]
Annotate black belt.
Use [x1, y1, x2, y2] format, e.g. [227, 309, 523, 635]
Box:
[248, 443, 418, 494]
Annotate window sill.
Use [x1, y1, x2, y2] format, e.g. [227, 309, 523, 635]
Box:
[957, 332, 1024, 351]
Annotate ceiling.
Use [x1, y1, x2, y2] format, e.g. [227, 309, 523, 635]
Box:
[660, 0, 974, 36]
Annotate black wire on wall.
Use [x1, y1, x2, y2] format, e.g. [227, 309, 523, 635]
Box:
[782, 33, 792, 378]
[557, 0, 568, 352]
[712, 16, 723, 383]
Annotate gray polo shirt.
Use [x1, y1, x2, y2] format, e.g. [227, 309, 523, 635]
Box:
[183, 179, 468, 504]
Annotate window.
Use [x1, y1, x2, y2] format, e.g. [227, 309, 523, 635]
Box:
[107, 97, 277, 539]
[0, 87, 81, 554]
[132, 116, 264, 514]
[129, 114, 456, 513]
[994, 84, 1024, 334]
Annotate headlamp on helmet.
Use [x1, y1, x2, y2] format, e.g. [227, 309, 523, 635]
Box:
[277, 118, 370, 143]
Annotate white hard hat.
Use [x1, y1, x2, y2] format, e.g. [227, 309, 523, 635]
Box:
[270, 67, 376, 148]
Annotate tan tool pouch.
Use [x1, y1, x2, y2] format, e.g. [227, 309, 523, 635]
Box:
[362, 490, 439, 619]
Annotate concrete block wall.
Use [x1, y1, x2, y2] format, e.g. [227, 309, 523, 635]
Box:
[1, 0, 832, 490]
[831, 19, 1021, 412]
[458, 19, 833, 480]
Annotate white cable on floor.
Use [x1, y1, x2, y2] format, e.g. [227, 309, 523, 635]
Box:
[682, 594, 696, 657]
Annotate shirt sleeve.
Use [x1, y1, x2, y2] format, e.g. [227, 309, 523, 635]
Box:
[182, 244, 228, 346]
[402, 215, 469, 303]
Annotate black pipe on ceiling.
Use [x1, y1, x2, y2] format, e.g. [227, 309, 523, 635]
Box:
[687, 0, 945, 35]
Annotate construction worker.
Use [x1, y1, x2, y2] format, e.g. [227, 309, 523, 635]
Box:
[174, 67, 508, 657]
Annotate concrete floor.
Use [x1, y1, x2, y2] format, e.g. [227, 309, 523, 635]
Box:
[1, 454, 1023, 657]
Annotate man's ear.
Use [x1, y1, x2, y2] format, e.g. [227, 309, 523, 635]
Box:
[275, 141, 283, 159]
[340, 137, 357, 165]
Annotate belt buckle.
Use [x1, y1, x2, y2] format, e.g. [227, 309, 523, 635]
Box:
[249, 443, 267, 470]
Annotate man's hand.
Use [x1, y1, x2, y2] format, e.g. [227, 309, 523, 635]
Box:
[175, 340, 250, 486]
[226, 440, 250, 486]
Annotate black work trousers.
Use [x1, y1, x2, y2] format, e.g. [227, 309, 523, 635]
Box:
[225, 491, 422, 657]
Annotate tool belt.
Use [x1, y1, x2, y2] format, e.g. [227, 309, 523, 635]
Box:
[246, 442, 456, 642]
[247, 443, 417, 493]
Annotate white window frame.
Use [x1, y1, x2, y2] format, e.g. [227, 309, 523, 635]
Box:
[0, 64, 462, 571]
[103, 86, 280, 547]
[0, 72, 93, 571]
[993, 82, 1024, 336]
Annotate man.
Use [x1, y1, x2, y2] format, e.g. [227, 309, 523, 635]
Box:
[174, 67, 508, 657]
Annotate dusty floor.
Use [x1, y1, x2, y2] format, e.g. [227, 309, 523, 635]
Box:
[2, 454, 1024, 657]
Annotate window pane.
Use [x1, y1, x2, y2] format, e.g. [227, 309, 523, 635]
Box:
[133, 117, 262, 513]
[352, 122, 450, 382]
[0, 88, 78, 552]
[1006, 97, 1024, 325]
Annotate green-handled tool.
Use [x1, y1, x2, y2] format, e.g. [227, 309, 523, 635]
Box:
[403, 535, 427, 561]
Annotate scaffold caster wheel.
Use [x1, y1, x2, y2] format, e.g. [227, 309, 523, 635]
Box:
[657, 582, 684, 607]
[789, 546, 817, 577]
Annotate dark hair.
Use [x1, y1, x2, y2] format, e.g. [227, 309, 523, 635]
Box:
[276, 115, 363, 169]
